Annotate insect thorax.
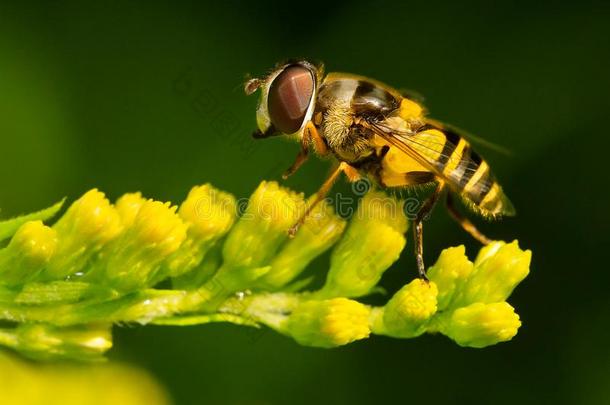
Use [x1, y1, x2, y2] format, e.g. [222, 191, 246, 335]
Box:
[315, 76, 401, 164]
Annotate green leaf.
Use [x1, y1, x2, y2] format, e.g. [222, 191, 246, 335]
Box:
[0, 199, 65, 241]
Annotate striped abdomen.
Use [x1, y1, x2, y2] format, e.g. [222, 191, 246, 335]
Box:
[370, 116, 515, 218]
[420, 125, 515, 217]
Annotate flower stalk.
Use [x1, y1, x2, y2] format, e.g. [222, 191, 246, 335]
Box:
[0, 181, 531, 360]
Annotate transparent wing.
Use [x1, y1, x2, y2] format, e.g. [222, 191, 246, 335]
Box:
[425, 118, 512, 157]
[368, 120, 488, 192]
[367, 119, 515, 217]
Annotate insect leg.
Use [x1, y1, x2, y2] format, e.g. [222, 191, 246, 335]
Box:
[288, 162, 353, 237]
[307, 121, 329, 156]
[445, 193, 492, 245]
[413, 182, 445, 280]
[282, 122, 328, 179]
[282, 128, 310, 179]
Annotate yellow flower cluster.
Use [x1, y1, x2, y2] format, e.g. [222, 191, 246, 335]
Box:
[98, 200, 188, 291]
[0, 185, 238, 294]
[316, 191, 407, 298]
[279, 241, 529, 349]
[425, 242, 530, 347]
[0, 180, 531, 359]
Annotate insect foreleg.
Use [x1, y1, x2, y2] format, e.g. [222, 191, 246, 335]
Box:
[413, 182, 445, 280]
[445, 193, 492, 245]
[282, 128, 310, 179]
[307, 121, 329, 156]
[282, 122, 328, 179]
[288, 161, 355, 237]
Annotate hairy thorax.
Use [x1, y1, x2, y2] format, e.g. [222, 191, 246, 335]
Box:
[318, 100, 376, 163]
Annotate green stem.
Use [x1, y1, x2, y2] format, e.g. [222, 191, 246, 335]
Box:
[0, 289, 208, 326]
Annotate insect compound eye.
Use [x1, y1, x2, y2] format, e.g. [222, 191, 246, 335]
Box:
[267, 65, 314, 134]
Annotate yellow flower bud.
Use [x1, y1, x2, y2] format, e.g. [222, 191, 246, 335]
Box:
[356, 190, 408, 233]
[100, 200, 188, 291]
[164, 185, 236, 279]
[317, 191, 407, 298]
[381, 279, 438, 338]
[259, 198, 346, 290]
[42, 189, 122, 280]
[441, 302, 521, 348]
[130, 201, 187, 256]
[55, 189, 122, 245]
[0, 221, 58, 285]
[427, 246, 474, 310]
[178, 184, 237, 242]
[42, 190, 123, 280]
[284, 298, 371, 348]
[249, 181, 305, 230]
[454, 241, 531, 306]
[115, 192, 146, 227]
[10, 221, 58, 267]
[222, 181, 306, 269]
[186, 182, 306, 303]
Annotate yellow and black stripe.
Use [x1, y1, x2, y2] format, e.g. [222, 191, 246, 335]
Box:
[436, 127, 515, 217]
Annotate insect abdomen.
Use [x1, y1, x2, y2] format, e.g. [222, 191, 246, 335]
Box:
[461, 158, 513, 217]
[439, 129, 515, 217]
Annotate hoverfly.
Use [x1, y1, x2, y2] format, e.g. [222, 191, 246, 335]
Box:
[245, 60, 514, 279]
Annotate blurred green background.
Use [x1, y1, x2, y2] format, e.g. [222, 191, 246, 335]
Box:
[1, 0, 609, 404]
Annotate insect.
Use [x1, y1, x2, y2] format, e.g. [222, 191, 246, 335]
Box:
[245, 60, 515, 279]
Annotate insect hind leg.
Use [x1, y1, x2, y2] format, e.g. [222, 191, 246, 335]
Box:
[445, 193, 492, 245]
[412, 182, 445, 280]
